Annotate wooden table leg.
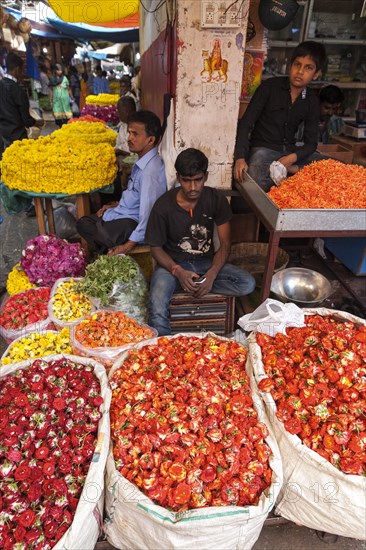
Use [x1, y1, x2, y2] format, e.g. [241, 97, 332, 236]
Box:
[259, 230, 281, 303]
[34, 197, 47, 235]
[45, 198, 56, 234]
[76, 194, 91, 218]
[76, 194, 91, 256]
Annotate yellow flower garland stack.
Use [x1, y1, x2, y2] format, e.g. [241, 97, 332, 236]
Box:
[1, 121, 118, 195]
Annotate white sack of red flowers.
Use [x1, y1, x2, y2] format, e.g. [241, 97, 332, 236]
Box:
[249, 308, 366, 540]
[104, 333, 283, 550]
[0, 354, 111, 549]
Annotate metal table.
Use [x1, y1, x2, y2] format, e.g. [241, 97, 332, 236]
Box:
[235, 173, 366, 303]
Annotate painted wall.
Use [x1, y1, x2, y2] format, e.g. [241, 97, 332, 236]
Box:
[175, 0, 249, 189]
[140, 0, 250, 189]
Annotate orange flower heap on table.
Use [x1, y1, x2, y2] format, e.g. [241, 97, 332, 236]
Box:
[268, 159, 366, 209]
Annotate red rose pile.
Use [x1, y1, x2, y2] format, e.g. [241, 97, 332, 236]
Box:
[0, 358, 103, 548]
[110, 336, 272, 512]
[257, 314, 366, 476]
[0, 287, 51, 331]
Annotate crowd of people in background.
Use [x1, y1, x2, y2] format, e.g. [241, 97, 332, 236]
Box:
[11, 57, 142, 124]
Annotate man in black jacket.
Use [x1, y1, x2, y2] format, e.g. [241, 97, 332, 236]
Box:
[0, 51, 44, 151]
[234, 41, 326, 191]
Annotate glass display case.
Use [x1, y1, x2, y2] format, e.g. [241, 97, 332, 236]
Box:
[304, 0, 366, 43]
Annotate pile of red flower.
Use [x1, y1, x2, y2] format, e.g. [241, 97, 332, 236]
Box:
[0, 287, 51, 330]
[110, 336, 273, 512]
[0, 358, 103, 548]
[256, 314, 366, 476]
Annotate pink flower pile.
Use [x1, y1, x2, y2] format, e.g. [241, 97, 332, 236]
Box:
[21, 235, 87, 287]
[80, 104, 119, 125]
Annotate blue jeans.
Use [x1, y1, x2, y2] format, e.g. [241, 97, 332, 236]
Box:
[148, 258, 256, 336]
[248, 147, 325, 192]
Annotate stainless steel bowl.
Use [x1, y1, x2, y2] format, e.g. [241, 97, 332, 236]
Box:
[271, 267, 332, 306]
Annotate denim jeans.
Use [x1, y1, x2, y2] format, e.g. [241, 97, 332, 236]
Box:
[148, 257, 256, 336]
[248, 147, 325, 192]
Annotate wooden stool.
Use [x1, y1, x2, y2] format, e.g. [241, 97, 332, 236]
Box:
[169, 294, 235, 335]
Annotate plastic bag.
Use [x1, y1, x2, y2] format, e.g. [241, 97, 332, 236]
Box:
[71, 100, 80, 116]
[1, 330, 71, 365]
[0, 287, 54, 344]
[48, 277, 95, 329]
[249, 308, 366, 540]
[53, 206, 77, 239]
[238, 298, 305, 337]
[83, 255, 148, 324]
[104, 333, 283, 550]
[105, 274, 148, 324]
[269, 161, 287, 185]
[0, 354, 111, 550]
[70, 311, 157, 370]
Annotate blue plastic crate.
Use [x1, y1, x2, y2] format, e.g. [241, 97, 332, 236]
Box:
[324, 237, 366, 276]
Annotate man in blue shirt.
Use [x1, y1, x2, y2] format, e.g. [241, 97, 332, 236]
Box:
[92, 66, 111, 95]
[76, 111, 167, 256]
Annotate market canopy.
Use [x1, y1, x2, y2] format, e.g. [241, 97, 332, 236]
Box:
[88, 43, 126, 60]
[45, 17, 139, 43]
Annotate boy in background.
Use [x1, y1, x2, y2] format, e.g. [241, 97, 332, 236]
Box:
[318, 85, 345, 144]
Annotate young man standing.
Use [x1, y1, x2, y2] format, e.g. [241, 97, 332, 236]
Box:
[145, 148, 256, 336]
[234, 41, 326, 191]
[77, 110, 167, 255]
[0, 52, 44, 151]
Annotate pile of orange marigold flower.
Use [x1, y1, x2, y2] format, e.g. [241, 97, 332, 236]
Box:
[268, 159, 366, 209]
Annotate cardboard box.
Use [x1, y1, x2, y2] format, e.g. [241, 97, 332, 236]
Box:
[324, 237, 366, 276]
[317, 144, 354, 164]
[330, 135, 366, 160]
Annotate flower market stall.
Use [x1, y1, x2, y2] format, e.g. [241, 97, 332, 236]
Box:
[1, 153, 366, 549]
[1, 223, 365, 548]
[235, 159, 366, 303]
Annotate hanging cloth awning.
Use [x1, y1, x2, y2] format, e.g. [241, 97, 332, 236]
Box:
[45, 17, 139, 43]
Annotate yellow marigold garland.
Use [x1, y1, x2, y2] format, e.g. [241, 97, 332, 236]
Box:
[6, 264, 36, 295]
[1, 134, 117, 194]
[86, 94, 120, 106]
[54, 121, 117, 146]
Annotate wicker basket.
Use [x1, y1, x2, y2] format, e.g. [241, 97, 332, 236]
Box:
[228, 242, 289, 284]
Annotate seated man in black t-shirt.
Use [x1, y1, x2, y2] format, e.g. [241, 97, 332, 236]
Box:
[145, 148, 256, 335]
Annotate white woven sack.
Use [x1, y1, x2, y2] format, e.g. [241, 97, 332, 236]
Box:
[0, 354, 111, 550]
[248, 308, 366, 540]
[104, 332, 283, 550]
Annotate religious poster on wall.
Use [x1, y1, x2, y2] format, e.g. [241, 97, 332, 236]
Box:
[240, 49, 265, 102]
[200, 38, 229, 84]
